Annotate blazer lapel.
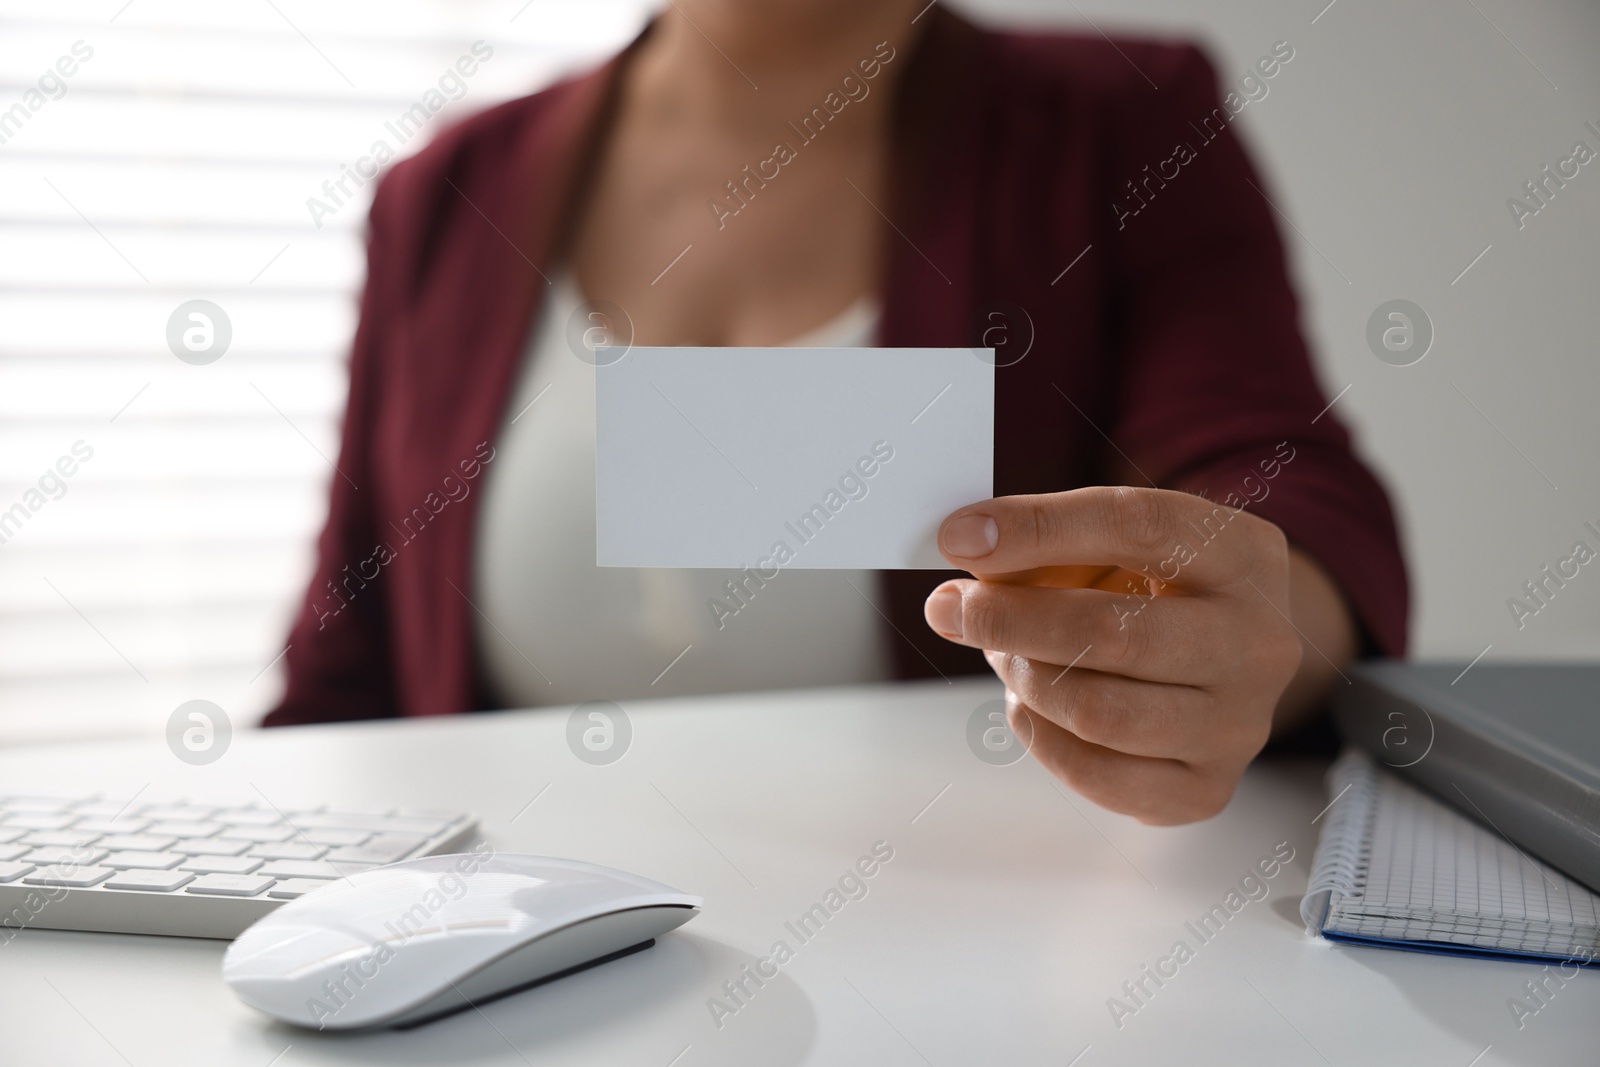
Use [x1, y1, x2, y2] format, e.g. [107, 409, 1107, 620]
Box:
[405, 36, 644, 713]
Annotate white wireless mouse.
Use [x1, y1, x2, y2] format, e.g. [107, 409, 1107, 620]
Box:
[222, 850, 701, 1030]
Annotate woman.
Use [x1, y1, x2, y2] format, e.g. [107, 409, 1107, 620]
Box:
[266, 1, 1408, 826]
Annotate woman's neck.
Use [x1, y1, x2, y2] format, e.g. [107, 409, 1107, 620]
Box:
[627, 0, 925, 131]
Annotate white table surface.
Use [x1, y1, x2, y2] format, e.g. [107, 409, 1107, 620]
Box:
[0, 678, 1593, 1066]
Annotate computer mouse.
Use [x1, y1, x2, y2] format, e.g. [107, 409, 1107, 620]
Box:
[222, 850, 702, 1030]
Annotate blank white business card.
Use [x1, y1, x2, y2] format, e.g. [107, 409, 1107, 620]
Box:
[595, 347, 994, 569]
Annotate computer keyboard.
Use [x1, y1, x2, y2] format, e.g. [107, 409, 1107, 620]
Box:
[0, 792, 478, 939]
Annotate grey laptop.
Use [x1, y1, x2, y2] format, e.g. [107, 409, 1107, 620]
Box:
[1332, 661, 1600, 895]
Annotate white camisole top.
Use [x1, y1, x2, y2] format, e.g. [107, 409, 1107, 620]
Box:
[471, 273, 893, 707]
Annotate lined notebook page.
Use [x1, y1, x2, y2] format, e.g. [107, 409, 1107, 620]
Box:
[1305, 751, 1600, 961]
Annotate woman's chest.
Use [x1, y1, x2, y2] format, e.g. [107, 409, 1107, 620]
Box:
[569, 118, 889, 346]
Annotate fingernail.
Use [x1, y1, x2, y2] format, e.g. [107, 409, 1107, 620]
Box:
[925, 585, 963, 638]
[942, 514, 998, 558]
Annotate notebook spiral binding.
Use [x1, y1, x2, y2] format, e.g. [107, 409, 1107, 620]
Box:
[1300, 749, 1382, 936]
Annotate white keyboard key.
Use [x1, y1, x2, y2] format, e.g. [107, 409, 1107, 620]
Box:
[22, 831, 102, 849]
[301, 828, 370, 846]
[367, 832, 427, 850]
[292, 813, 447, 834]
[103, 851, 186, 870]
[171, 838, 251, 857]
[326, 838, 422, 866]
[0, 844, 30, 862]
[72, 817, 150, 834]
[105, 869, 195, 892]
[185, 873, 273, 897]
[0, 860, 35, 882]
[217, 825, 293, 843]
[397, 807, 458, 820]
[4, 813, 75, 830]
[323, 804, 392, 817]
[180, 855, 263, 875]
[214, 809, 284, 827]
[98, 834, 178, 852]
[248, 843, 325, 860]
[393, 816, 455, 835]
[141, 805, 215, 821]
[0, 827, 28, 843]
[148, 821, 221, 839]
[267, 878, 337, 900]
[375, 816, 454, 835]
[287, 813, 367, 830]
[24, 865, 114, 887]
[68, 801, 127, 817]
[323, 847, 401, 866]
[24, 847, 108, 866]
[257, 860, 366, 880]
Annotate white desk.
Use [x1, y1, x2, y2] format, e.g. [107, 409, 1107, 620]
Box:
[0, 679, 1592, 1065]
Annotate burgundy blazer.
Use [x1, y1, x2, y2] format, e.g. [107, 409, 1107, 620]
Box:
[265, 10, 1408, 727]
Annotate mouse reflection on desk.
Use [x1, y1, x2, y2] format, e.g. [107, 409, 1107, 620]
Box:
[222, 849, 702, 1030]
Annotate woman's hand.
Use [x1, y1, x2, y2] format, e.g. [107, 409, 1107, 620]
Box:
[924, 486, 1310, 825]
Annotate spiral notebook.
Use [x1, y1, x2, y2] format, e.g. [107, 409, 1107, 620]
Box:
[1301, 750, 1600, 965]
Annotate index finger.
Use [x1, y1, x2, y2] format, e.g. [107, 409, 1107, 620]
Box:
[936, 486, 1275, 588]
